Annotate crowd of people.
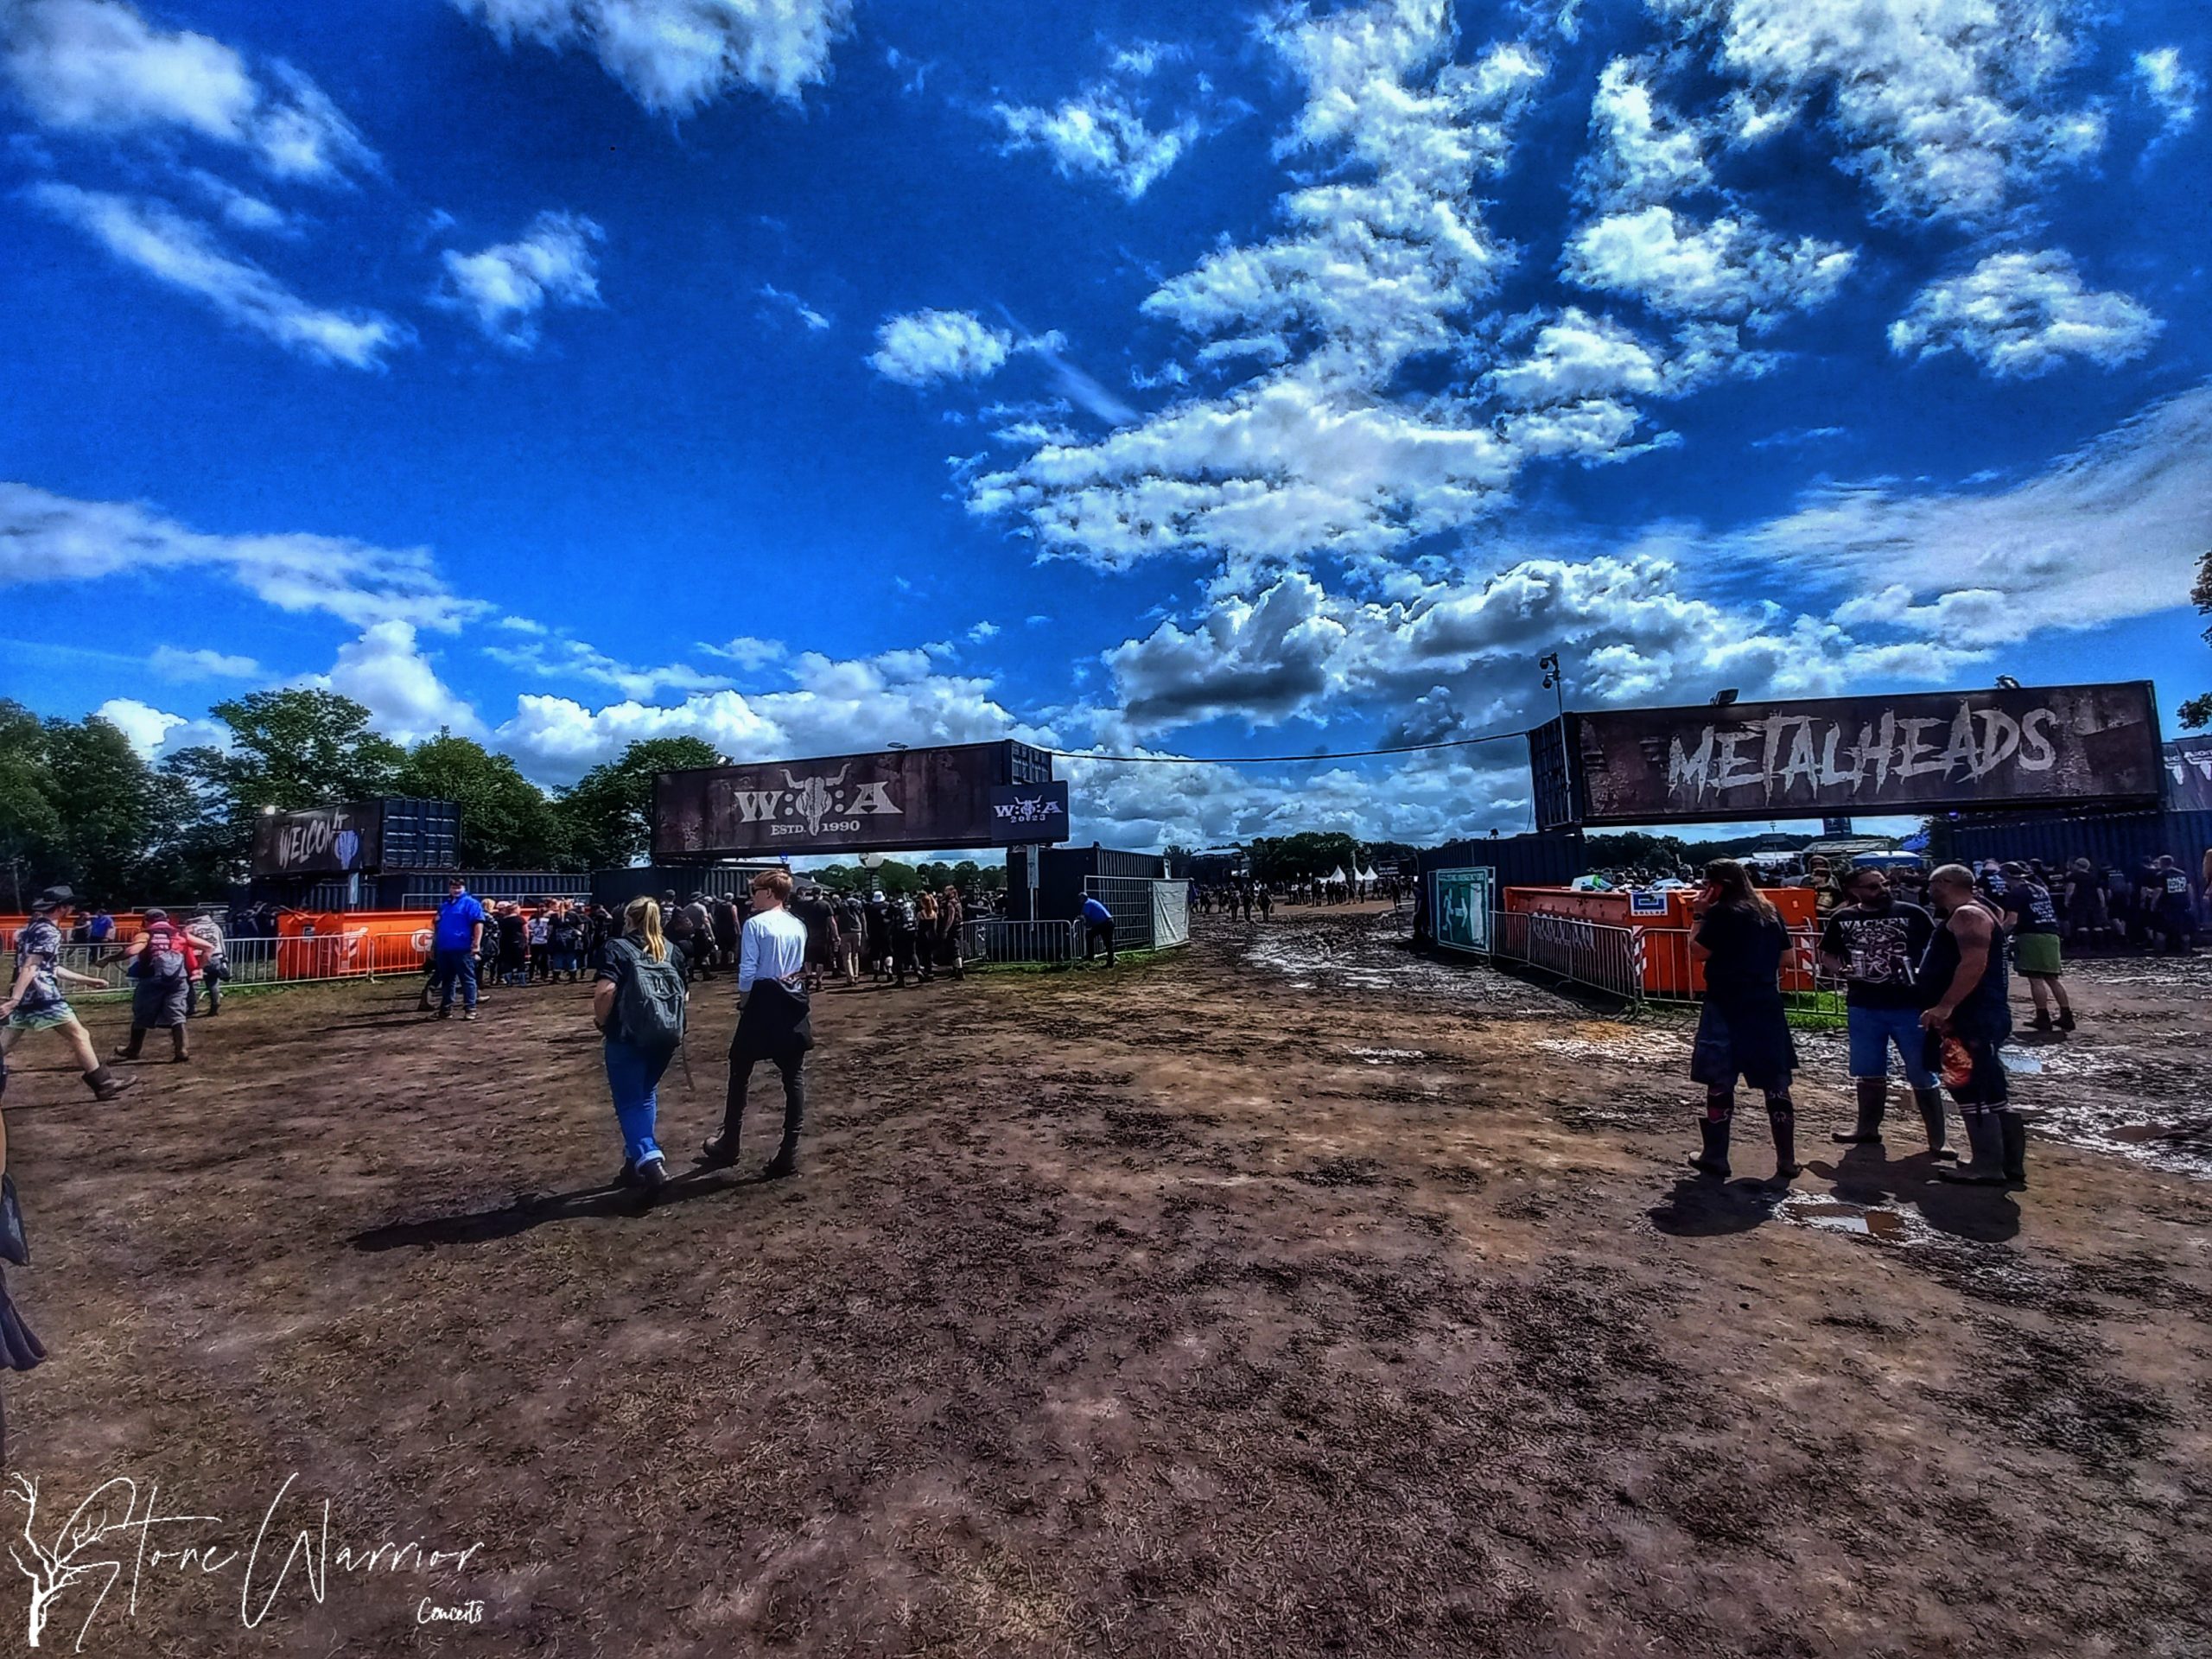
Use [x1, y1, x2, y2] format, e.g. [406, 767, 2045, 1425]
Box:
[1194, 874, 1407, 918]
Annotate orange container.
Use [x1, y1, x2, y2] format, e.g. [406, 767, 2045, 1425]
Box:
[1503, 886, 1820, 995]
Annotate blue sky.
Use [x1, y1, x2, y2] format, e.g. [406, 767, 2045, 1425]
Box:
[3, 0, 2208, 849]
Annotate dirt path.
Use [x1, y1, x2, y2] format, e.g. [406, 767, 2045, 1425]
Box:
[5, 906, 2209, 1656]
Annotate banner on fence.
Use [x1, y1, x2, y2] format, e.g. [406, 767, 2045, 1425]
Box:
[1429, 868, 1494, 954]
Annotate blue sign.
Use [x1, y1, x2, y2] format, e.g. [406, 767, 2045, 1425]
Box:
[988, 781, 1071, 843]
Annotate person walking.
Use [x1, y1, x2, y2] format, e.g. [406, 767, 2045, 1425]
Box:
[1999, 862, 2073, 1033]
[2150, 855, 2196, 954]
[593, 897, 687, 1196]
[912, 891, 938, 984]
[1684, 860, 1800, 1187]
[0, 889, 135, 1110]
[526, 907, 552, 982]
[112, 908, 200, 1064]
[430, 877, 486, 1020]
[184, 909, 228, 1016]
[938, 885, 966, 979]
[888, 893, 918, 988]
[1820, 866, 1949, 1159]
[1923, 864, 2022, 1187]
[1082, 893, 1116, 966]
[702, 870, 812, 1179]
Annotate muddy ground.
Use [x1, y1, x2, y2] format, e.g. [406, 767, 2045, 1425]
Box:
[5, 903, 2209, 1657]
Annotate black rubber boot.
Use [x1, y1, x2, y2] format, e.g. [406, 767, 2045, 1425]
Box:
[1937, 1110, 2007, 1184]
[2056, 1008, 2075, 1033]
[1999, 1113, 2027, 1189]
[82, 1065, 136, 1102]
[1914, 1087, 1956, 1161]
[762, 1135, 799, 1180]
[112, 1028, 145, 1062]
[1688, 1116, 1731, 1179]
[1767, 1103, 1802, 1187]
[1832, 1077, 1886, 1144]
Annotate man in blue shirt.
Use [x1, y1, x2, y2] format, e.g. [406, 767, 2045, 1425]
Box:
[431, 877, 486, 1020]
[1081, 894, 1116, 967]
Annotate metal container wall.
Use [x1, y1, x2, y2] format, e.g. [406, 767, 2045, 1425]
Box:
[1414, 831, 1586, 890]
[397, 870, 589, 907]
[1936, 808, 2212, 873]
[375, 798, 463, 869]
[1035, 846, 1168, 921]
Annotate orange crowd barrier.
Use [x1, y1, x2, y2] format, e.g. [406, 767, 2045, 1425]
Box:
[276, 910, 439, 978]
[1503, 886, 1821, 995]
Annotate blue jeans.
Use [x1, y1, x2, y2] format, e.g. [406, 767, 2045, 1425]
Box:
[604, 1037, 674, 1168]
[1847, 1003, 1935, 1088]
[434, 947, 478, 1012]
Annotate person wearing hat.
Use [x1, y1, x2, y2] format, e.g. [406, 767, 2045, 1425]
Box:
[0, 889, 136, 1126]
[112, 907, 201, 1064]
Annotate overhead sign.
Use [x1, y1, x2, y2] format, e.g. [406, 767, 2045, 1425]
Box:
[1566, 682, 2162, 827]
[2166, 738, 2212, 813]
[988, 781, 1071, 843]
[251, 802, 384, 876]
[653, 741, 1058, 858]
[1429, 867, 1494, 955]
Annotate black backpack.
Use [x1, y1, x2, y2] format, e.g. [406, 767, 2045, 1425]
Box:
[608, 938, 686, 1052]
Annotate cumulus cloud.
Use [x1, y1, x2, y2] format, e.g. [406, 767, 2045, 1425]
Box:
[1577, 56, 1709, 210]
[304, 621, 487, 746]
[868, 309, 1014, 385]
[2134, 47, 2200, 137]
[435, 211, 604, 348]
[149, 644, 260, 681]
[31, 184, 404, 367]
[1563, 203, 1854, 327]
[0, 482, 475, 630]
[972, 3, 1560, 588]
[1650, 0, 2106, 226]
[451, 0, 853, 113]
[994, 43, 1217, 202]
[757, 283, 829, 331]
[91, 696, 184, 756]
[0, 0, 377, 180]
[1888, 250, 2162, 378]
[483, 632, 732, 700]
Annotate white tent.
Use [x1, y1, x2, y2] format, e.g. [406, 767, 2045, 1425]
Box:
[1327, 866, 1350, 887]
[1354, 865, 1378, 886]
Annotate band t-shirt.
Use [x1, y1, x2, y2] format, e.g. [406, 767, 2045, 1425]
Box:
[1819, 900, 1935, 1009]
[2001, 882, 2059, 937]
[1694, 903, 1788, 1007]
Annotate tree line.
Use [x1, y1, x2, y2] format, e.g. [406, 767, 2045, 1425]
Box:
[1, 689, 728, 907]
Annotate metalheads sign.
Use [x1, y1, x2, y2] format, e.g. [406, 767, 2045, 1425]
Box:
[654, 741, 1047, 858]
[1571, 682, 2162, 826]
[250, 802, 383, 876]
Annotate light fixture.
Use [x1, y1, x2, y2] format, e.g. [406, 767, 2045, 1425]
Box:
[1711, 688, 1739, 706]
[1995, 675, 2021, 690]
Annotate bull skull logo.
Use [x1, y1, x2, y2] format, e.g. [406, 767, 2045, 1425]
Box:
[782, 766, 849, 836]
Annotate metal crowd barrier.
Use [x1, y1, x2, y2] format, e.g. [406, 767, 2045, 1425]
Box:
[962, 919, 1078, 964]
[47, 935, 398, 999]
[1488, 910, 1645, 1001]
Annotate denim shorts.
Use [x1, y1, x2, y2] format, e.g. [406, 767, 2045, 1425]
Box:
[1847, 1002, 1936, 1088]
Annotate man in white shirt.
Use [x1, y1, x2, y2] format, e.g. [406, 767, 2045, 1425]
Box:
[700, 868, 814, 1179]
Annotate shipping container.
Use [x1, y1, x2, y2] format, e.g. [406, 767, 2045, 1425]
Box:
[397, 870, 589, 908]
[590, 864, 785, 911]
[377, 798, 463, 870]
[1007, 844, 1166, 922]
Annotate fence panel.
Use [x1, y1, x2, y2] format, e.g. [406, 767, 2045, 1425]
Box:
[1488, 910, 1645, 1001]
[962, 919, 1077, 964]
[1082, 876, 1160, 950]
[47, 934, 396, 999]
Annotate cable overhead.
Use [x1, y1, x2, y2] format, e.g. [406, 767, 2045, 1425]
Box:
[1044, 726, 1533, 766]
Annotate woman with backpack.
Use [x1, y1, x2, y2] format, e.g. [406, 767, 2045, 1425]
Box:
[113, 908, 200, 1064]
[593, 896, 687, 1196]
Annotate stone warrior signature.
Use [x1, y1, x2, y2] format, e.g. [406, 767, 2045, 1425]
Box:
[8, 1471, 485, 1650]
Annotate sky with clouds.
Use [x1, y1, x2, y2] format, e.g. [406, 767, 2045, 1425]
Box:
[3, 0, 2208, 852]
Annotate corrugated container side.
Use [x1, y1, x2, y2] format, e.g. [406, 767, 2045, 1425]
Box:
[376, 798, 462, 870]
[1416, 831, 1586, 890]
[1938, 809, 2212, 873]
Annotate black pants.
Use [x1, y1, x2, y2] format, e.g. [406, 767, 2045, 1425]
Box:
[1085, 921, 1116, 963]
[724, 1038, 805, 1144]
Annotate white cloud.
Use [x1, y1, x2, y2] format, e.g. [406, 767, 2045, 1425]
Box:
[996, 91, 1200, 200]
[757, 283, 829, 330]
[1888, 250, 2162, 378]
[435, 211, 604, 348]
[1578, 56, 1709, 210]
[973, 4, 1561, 586]
[149, 644, 259, 681]
[967, 620, 999, 642]
[305, 621, 486, 746]
[697, 633, 787, 668]
[1488, 307, 1666, 405]
[1746, 381, 2212, 645]
[92, 696, 183, 756]
[1649, 0, 2106, 226]
[451, 0, 853, 114]
[868, 309, 1013, 385]
[1562, 203, 1854, 327]
[31, 185, 404, 367]
[484, 633, 732, 700]
[2134, 47, 2200, 136]
[0, 0, 376, 180]
[0, 482, 476, 630]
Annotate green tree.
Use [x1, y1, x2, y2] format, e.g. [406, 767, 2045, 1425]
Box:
[2181, 550, 2212, 729]
[41, 714, 168, 900]
[0, 702, 62, 910]
[1162, 842, 1193, 877]
[393, 734, 570, 868]
[557, 737, 723, 868]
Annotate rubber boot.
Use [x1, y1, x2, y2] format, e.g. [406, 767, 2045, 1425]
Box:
[112, 1027, 145, 1062]
[1832, 1077, 1886, 1145]
[1999, 1113, 2027, 1189]
[1936, 1109, 2006, 1184]
[1767, 1103, 1802, 1187]
[762, 1134, 799, 1180]
[1914, 1087, 1956, 1161]
[169, 1027, 189, 1064]
[83, 1065, 136, 1102]
[1688, 1116, 1731, 1179]
[2031, 1010, 2054, 1033]
[2056, 1008, 2075, 1033]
